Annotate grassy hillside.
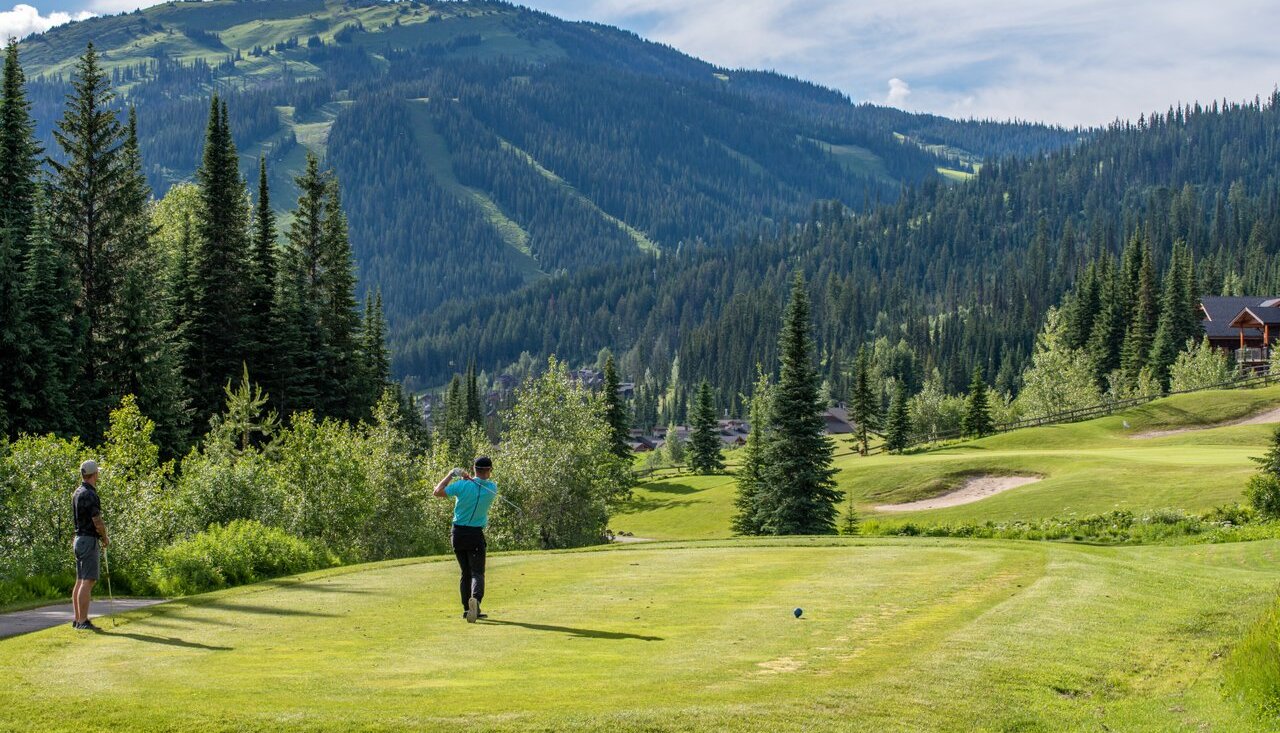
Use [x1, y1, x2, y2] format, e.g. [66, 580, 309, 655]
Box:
[2, 538, 1278, 731]
[617, 387, 1280, 539]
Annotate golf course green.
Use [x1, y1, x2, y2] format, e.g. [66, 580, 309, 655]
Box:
[6, 386, 1280, 731]
[2, 538, 1278, 732]
[615, 386, 1280, 539]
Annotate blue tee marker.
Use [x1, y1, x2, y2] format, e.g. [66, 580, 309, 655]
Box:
[793, 608, 803, 618]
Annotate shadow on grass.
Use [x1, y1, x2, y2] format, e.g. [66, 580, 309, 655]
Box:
[258, 579, 374, 595]
[103, 630, 232, 651]
[643, 482, 701, 495]
[479, 619, 662, 641]
[196, 602, 338, 618]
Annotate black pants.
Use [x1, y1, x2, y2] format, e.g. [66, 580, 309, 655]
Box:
[451, 524, 486, 610]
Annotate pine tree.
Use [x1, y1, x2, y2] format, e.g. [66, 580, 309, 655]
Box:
[464, 360, 483, 428]
[1148, 244, 1191, 389]
[1086, 255, 1125, 387]
[316, 175, 362, 420]
[188, 95, 253, 426]
[48, 43, 127, 440]
[883, 381, 911, 453]
[18, 187, 74, 435]
[962, 367, 993, 438]
[360, 290, 391, 409]
[441, 374, 467, 451]
[732, 371, 772, 535]
[0, 38, 40, 435]
[755, 273, 842, 535]
[1119, 236, 1157, 391]
[107, 108, 189, 453]
[601, 355, 630, 460]
[245, 157, 278, 390]
[276, 152, 327, 416]
[850, 344, 879, 455]
[687, 380, 724, 474]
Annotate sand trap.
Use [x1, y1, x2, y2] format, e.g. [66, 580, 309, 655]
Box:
[874, 475, 1042, 512]
[1131, 406, 1280, 439]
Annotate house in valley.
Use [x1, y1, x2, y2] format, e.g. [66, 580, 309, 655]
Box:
[1200, 296, 1280, 367]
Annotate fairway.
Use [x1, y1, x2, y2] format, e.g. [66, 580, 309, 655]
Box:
[2, 539, 1279, 732]
[618, 387, 1280, 539]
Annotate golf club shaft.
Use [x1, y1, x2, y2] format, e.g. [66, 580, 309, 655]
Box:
[103, 545, 115, 625]
[463, 475, 526, 515]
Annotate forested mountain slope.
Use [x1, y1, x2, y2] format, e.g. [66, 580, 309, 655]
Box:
[398, 94, 1280, 406]
[21, 0, 1077, 344]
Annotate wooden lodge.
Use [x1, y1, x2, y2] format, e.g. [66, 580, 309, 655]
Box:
[1199, 296, 1280, 366]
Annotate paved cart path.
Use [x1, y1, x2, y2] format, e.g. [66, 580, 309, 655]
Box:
[0, 599, 166, 639]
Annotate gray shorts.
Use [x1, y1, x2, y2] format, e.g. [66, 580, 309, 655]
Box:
[73, 536, 100, 581]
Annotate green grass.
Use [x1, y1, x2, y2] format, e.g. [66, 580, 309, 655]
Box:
[3, 538, 1278, 731]
[617, 387, 1280, 538]
[613, 474, 738, 539]
[852, 386, 1280, 525]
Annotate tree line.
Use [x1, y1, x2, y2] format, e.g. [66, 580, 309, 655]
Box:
[0, 41, 399, 455]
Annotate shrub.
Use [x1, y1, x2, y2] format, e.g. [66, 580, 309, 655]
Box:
[1246, 474, 1280, 519]
[150, 520, 325, 596]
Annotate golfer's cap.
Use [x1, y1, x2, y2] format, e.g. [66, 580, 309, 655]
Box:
[474, 456, 493, 469]
[80, 459, 99, 477]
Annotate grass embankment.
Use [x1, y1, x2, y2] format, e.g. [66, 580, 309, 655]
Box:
[619, 387, 1280, 540]
[2, 538, 1278, 731]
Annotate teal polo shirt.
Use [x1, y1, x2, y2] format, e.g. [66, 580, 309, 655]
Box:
[445, 478, 498, 528]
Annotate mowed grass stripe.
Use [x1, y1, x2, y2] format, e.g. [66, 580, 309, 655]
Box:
[2, 539, 1276, 731]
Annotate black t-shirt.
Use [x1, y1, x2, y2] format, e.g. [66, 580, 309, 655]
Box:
[72, 483, 101, 538]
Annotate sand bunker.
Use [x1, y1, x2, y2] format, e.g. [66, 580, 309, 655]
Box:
[874, 475, 1042, 512]
[1131, 406, 1280, 439]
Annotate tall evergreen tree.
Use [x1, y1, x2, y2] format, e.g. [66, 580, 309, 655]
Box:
[18, 187, 74, 435]
[48, 43, 127, 439]
[732, 371, 772, 535]
[107, 108, 188, 453]
[755, 274, 842, 535]
[850, 345, 879, 455]
[360, 290, 391, 408]
[274, 155, 326, 417]
[188, 95, 253, 426]
[0, 38, 40, 434]
[962, 367, 993, 438]
[1086, 255, 1125, 387]
[245, 157, 278, 390]
[601, 355, 630, 460]
[316, 175, 362, 420]
[1149, 243, 1192, 389]
[1119, 236, 1157, 390]
[687, 380, 724, 474]
[883, 381, 912, 453]
[464, 360, 483, 428]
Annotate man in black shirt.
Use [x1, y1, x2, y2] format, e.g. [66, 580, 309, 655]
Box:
[71, 460, 109, 631]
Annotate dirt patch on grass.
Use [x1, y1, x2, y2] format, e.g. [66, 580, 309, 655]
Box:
[874, 475, 1042, 512]
[1130, 406, 1280, 439]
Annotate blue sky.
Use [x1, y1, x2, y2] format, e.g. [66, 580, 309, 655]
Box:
[5, 0, 1280, 127]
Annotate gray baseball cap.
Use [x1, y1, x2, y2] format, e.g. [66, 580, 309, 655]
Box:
[80, 459, 99, 477]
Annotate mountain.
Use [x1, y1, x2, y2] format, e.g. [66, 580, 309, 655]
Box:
[397, 94, 1280, 408]
[20, 0, 1079, 385]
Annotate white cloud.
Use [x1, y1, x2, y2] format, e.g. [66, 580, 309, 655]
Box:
[530, 0, 1280, 126]
[885, 78, 910, 108]
[0, 4, 93, 41]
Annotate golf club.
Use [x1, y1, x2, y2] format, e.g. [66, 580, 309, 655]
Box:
[102, 545, 117, 628]
[454, 468, 527, 517]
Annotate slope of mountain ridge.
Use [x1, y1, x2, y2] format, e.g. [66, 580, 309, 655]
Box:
[18, 0, 1081, 385]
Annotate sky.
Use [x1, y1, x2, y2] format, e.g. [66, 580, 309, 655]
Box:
[5, 0, 1280, 127]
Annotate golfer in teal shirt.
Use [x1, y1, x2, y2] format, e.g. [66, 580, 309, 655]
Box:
[433, 456, 497, 622]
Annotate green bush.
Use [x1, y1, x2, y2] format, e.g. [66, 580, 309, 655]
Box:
[1246, 474, 1280, 519]
[150, 520, 326, 596]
